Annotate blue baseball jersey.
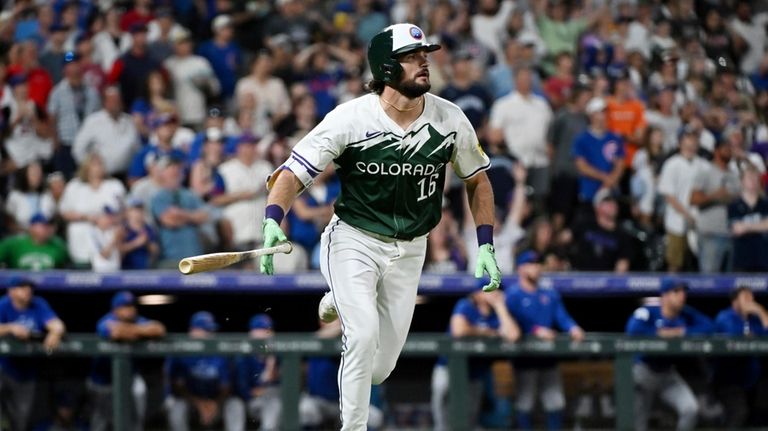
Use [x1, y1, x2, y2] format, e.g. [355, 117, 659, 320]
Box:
[436, 297, 501, 377]
[625, 305, 714, 371]
[235, 355, 279, 400]
[306, 357, 340, 401]
[165, 356, 233, 399]
[571, 130, 624, 202]
[89, 312, 151, 385]
[712, 307, 768, 388]
[0, 295, 58, 381]
[196, 41, 242, 98]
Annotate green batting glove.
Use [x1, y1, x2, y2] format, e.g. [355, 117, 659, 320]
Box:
[475, 244, 501, 292]
[260, 218, 287, 275]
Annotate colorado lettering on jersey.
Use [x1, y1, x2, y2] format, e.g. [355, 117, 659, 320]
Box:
[354, 161, 444, 176]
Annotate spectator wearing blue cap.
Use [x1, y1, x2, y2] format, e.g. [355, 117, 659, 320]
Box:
[88, 290, 166, 431]
[47, 49, 101, 178]
[235, 314, 281, 431]
[625, 278, 714, 431]
[712, 286, 768, 427]
[504, 250, 584, 430]
[0, 212, 68, 270]
[431, 287, 520, 431]
[0, 276, 66, 431]
[73, 86, 140, 177]
[218, 133, 274, 254]
[164, 311, 244, 431]
[127, 112, 187, 184]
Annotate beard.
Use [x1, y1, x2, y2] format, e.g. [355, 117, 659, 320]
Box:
[393, 76, 431, 99]
[523, 271, 539, 285]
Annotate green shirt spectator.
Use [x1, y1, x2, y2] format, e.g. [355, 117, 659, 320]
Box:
[0, 214, 68, 270]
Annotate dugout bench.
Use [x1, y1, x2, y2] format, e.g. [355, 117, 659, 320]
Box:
[3, 333, 768, 430]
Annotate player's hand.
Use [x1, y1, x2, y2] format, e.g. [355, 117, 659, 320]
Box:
[10, 324, 31, 340]
[43, 331, 62, 353]
[570, 326, 585, 342]
[260, 218, 288, 275]
[533, 326, 557, 341]
[475, 244, 501, 292]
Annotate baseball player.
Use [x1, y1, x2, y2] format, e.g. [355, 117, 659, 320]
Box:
[260, 23, 500, 430]
[504, 251, 585, 430]
[235, 314, 281, 431]
[625, 278, 713, 431]
[0, 276, 66, 431]
[88, 291, 166, 431]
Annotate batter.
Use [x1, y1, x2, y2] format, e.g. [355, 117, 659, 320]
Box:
[260, 23, 501, 430]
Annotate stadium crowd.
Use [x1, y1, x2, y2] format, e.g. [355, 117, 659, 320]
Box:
[0, 0, 765, 274]
[0, 0, 767, 430]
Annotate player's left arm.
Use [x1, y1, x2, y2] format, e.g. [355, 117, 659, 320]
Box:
[44, 317, 66, 352]
[464, 172, 500, 291]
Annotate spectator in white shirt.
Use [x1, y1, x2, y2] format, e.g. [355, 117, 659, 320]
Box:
[73, 86, 140, 177]
[234, 49, 291, 138]
[164, 30, 219, 129]
[91, 8, 131, 72]
[4, 75, 53, 172]
[59, 154, 126, 268]
[729, 2, 768, 75]
[90, 206, 122, 272]
[217, 134, 274, 252]
[489, 67, 553, 205]
[657, 130, 707, 272]
[4, 161, 55, 234]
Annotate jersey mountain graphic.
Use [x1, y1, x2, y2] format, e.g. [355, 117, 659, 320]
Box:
[348, 124, 456, 161]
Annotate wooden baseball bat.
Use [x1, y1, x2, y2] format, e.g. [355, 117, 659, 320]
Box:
[178, 242, 293, 274]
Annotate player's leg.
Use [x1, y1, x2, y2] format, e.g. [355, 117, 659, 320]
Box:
[430, 364, 449, 431]
[86, 380, 112, 431]
[259, 387, 282, 431]
[319, 218, 388, 430]
[370, 236, 427, 384]
[514, 367, 538, 430]
[222, 396, 245, 431]
[632, 362, 660, 431]
[299, 394, 323, 427]
[8, 378, 34, 431]
[539, 366, 566, 430]
[659, 370, 699, 431]
[165, 396, 190, 431]
[132, 374, 148, 431]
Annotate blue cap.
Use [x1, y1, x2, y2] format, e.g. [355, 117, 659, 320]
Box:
[150, 112, 178, 129]
[7, 276, 35, 289]
[126, 196, 144, 208]
[129, 23, 148, 34]
[190, 311, 218, 331]
[29, 212, 50, 225]
[237, 133, 258, 145]
[249, 313, 273, 330]
[8, 74, 27, 87]
[49, 23, 68, 33]
[103, 205, 118, 215]
[660, 277, 689, 294]
[111, 291, 136, 309]
[62, 51, 80, 65]
[515, 250, 541, 267]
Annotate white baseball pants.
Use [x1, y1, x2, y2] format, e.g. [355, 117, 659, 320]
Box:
[320, 215, 427, 431]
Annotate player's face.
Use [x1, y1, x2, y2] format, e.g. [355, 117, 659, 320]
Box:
[115, 305, 137, 322]
[663, 287, 686, 312]
[9, 285, 32, 308]
[395, 49, 431, 98]
[521, 262, 542, 284]
[249, 328, 273, 339]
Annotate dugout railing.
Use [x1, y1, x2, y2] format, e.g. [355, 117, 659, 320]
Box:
[3, 333, 768, 430]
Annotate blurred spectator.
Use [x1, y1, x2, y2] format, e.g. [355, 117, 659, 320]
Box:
[471, 0, 515, 62]
[645, 86, 681, 153]
[728, 1, 768, 75]
[108, 23, 162, 110]
[0, 276, 65, 431]
[197, 15, 242, 103]
[569, 189, 631, 272]
[5, 74, 54, 171]
[728, 164, 768, 272]
[39, 23, 69, 84]
[74, 34, 106, 93]
[235, 49, 291, 137]
[532, 0, 603, 75]
[89, 206, 122, 272]
[713, 285, 768, 428]
[48, 51, 101, 178]
[8, 40, 53, 109]
[431, 288, 520, 431]
[119, 197, 158, 270]
[426, 205, 467, 274]
[543, 52, 575, 111]
[120, 0, 153, 32]
[288, 165, 338, 258]
[59, 154, 126, 268]
[439, 51, 493, 133]
[630, 126, 665, 228]
[489, 67, 552, 204]
[0, 213, 68, 270]
[605, 70, 646, 164]
[235, 314, 280, 431]
[92, 7, 131, 73]
[274, 92, 318, 145]
[263, 0, 314, 50]
[164, 311, 244, 431]
[72, 86, 138, 178]
[573, 97, 625, 212]
[4, 161, 55, 233]
[505, 251, 584, 430]
[164, 29, 219, 129]
[146, 8, 182, 63]
[128, 113, 185, 184]
[486, 38, 524, 99]
[547, 85, 590, 228]
[625, 278, 713, 431]
[218, 134, 273, 251]
[149, 155, 208, 267]
[32, 389, 86, 431]
[293, 43, 353, 119]
[88, 291, 166, 431]
[657, 131, 706, 272]
[690, 140, 740, 272]
[130, 70, 176, 142]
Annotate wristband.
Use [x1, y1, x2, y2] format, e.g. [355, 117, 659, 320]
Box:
[477, 224, 493, 246]
[265, 204, 285, 225]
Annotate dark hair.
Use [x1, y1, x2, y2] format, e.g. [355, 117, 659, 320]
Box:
[730, 285, 751, 302]
[366, 79, 386, 95]
[14, 161, 45, 193]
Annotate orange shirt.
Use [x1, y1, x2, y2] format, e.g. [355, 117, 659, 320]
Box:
[606, 97, 646, 166]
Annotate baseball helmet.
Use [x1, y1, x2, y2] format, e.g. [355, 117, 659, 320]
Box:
[368, 23, 441, 83]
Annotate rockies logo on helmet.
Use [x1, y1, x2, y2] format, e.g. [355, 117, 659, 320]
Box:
[368, 23, 441, 84]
